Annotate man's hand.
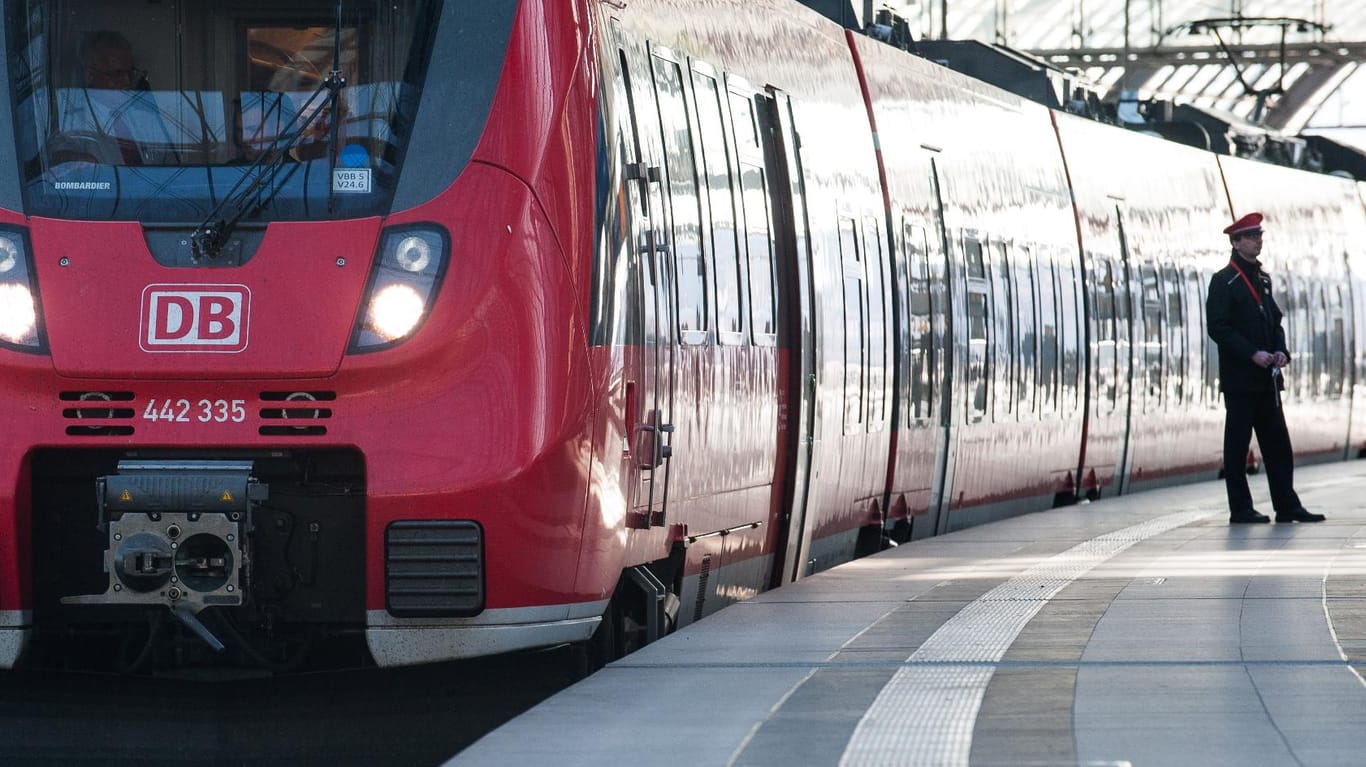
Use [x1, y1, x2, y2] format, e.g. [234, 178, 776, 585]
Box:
[1252, 351, 1274, 368]
[1272, 351, 1289, 368]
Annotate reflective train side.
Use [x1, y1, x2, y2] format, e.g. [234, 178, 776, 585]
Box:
[595, 0, 1365, 657]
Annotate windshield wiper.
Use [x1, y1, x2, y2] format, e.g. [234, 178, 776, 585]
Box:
[190, 70, 346, 260]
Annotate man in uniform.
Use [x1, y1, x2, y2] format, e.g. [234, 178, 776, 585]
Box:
[1206, 211, 1324, 524]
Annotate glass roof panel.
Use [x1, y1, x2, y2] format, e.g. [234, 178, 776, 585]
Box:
[882, 1, 1364, 145]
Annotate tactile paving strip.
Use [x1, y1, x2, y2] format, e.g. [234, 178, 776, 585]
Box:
[839, 509, 1212, 767]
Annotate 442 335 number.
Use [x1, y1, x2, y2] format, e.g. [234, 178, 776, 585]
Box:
[142, 398, 247, 424]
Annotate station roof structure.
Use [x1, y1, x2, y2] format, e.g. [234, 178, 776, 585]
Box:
[863, 1, 1366, 151]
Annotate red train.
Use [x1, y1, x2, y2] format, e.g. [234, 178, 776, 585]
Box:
[1, 0, 1362, 672]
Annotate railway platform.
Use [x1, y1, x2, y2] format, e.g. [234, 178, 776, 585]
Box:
[451, 460, 1366, 766]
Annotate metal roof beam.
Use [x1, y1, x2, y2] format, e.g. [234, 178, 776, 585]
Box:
[1029, 41, 1366, 69]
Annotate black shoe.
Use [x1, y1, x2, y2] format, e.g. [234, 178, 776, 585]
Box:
[1229, 509, 1270, 524]
[1275, 508, 1325, 523]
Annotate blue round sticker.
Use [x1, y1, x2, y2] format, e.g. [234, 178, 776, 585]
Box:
[340, 144, 369, 168]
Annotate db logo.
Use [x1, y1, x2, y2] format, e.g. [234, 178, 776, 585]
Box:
[140, 284, 250, 353]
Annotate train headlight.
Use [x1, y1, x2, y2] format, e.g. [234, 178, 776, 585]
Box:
[349, 225, 448, 352]
[0, 228, 44, 352]
[368, 284, 426, 340]
[0, 237, 18, 274]
[394, 236, 432, 273]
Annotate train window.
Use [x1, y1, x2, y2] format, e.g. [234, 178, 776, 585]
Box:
[1013, 247, 1037, 417]
[728, 90, 760, 156]
[1205, 271, 1221, 402]
[651, 54, 708, 343]
[1140, 264, 1164, 411]
[1290, 280, 1310, 400]
[1037, 251, 1059, 415]
[1163, 265, 1185, 405]
[1282, 279, 1301, 399]
[1058, 256, 1080, 413]
[1184, 270, 1205, 406]
[966, 237, 985, 279]
[1092, 255, 1118, 414]
[1327, 284, 1346, 398]
[726, 84, 774, 344]
[1312, 283, 1328, 399]
[13, 0, 439, 222]
[967, 291, 989, 423]
[991, 242, 1014, 420]
[905, 222, 933, 425]
[691, 68, 744, 342]
[741, 164, 776, 341]
[864, 218, 887, 429]
[840, 218, 866, 431]
[965, 236, 989, 424]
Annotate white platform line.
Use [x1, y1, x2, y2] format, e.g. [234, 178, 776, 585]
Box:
[839, 509, 1212, 767]
[1324, 541, 1366, 690]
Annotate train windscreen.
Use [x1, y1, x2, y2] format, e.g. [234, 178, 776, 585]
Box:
[6, 0, 438, 222]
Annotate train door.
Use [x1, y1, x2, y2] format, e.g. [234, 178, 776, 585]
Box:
[1113, 207, 1138, 494]
[924, 159, 955, 537]
[755, 89, 817, 586]
[613, 29, 675, 527]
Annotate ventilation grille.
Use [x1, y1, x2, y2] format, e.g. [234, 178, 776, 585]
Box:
[258, 391, 335, 436]
[386, 521, 484, 617]
[59, 390, 340, 438]
[61, 391, 136, 436]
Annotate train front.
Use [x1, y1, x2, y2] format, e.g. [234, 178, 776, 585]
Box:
[0, 0, 606, 671]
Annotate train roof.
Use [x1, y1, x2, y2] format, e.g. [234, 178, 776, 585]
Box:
[795, 1, 1366, 181]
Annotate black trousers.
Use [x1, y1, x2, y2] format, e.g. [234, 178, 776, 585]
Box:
[1222, 389, 1302, 513]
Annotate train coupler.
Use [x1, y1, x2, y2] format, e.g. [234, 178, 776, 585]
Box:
[60, 460, 268, 651]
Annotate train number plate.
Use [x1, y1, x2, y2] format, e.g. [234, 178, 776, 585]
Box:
[142, 398, 247, 424]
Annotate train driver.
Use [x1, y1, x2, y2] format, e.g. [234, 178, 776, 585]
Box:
[1206, 211, 1324, 524]
[49, 29, 171, 166]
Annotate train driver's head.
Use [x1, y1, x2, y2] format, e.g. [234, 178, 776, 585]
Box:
[81, 30, 140, 90]
[1224, 212, 1264, 261]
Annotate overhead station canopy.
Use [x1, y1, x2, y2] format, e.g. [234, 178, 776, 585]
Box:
[878, 1, 1366, 150]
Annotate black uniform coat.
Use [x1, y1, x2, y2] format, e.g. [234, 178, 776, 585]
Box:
[1206, 254, 1288, 394]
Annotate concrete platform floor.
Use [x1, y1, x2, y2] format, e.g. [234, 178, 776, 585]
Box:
[452, 461, 1366, 766]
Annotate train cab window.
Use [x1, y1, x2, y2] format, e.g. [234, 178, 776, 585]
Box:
[1092, 256, 1119, 414]
[12, 0, 440, 222]
[840, 218, 866, 430]
[864, 217, 887, 429]
[691, 66, 744, 344]
[651, 53, 708, 344]
[964, 236, 989, 423]
[990, 242, 1014, 420]
[728, 87, 775, 344]
[1013, 246, 1037, 417]
[905, 222, 934, 425]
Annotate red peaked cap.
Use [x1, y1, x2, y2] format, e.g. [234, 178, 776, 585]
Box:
[1223, 212, 1264, 237]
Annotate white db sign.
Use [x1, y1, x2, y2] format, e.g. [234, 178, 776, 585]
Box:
[140, 284, 250, 353]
